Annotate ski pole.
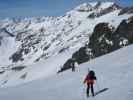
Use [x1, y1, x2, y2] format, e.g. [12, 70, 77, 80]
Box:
[82, 85, 86, 100]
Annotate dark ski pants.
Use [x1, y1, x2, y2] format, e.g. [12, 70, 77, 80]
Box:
[86, 83, 94, 97]
[72, 67, 75, 72]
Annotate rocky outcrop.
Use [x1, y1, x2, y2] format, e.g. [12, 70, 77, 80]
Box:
[61, 16, 133, 72]
[114, 16, 133, 44]
[88, 3, 121, 18]
[119, 6, 133, 15]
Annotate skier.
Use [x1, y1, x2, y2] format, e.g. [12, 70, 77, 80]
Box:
[71, 61, 75, 72]
[70, 58, 76, 72]
[83, 69, 97, 97]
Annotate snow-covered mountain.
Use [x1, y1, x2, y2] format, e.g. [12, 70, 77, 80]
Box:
[0, 1, 133, 87]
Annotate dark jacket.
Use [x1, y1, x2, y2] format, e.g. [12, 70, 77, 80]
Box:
[84, 71, 96, 84]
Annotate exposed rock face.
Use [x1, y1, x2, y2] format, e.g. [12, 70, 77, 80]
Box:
[88, 2, 121, 18]
[90, 16, 132, 59]
[115, 16, 133, 44]
[61, 16, 133, 72]
[89, 23, 114, 57]
[119, 7, 133, 15]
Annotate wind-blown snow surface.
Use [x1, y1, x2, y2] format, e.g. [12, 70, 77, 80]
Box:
[0, 45, 133, 100]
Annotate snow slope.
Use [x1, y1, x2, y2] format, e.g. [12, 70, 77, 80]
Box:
[0, 44, 133, 100]
[0, 50, 75, 87]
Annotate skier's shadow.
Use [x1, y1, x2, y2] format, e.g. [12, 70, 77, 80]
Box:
[95, 88, 109, 96]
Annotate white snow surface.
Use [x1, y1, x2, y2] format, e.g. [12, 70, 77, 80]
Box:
[0, 44, 133, 100]
[0, 37, 19, 66]
[0, 50, 75, 87]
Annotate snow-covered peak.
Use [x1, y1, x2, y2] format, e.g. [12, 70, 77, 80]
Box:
[74, 2, 93, 11]
[74, 1, 120, 12]
[95, 1, 115, 9]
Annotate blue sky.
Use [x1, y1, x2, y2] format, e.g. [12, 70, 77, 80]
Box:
[0, 0, 133, 19]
